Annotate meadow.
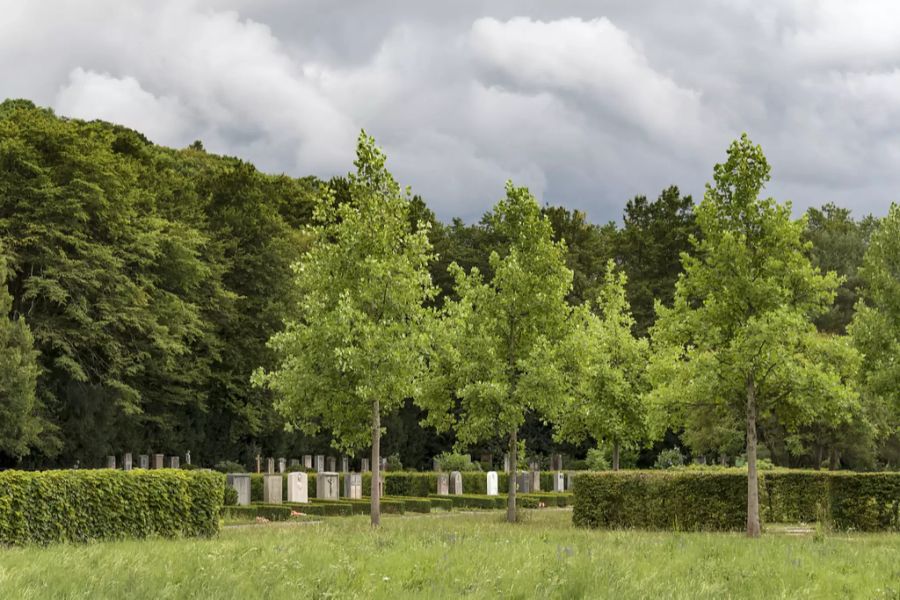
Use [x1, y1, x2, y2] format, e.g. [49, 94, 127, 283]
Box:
[0, 510, 896, 599]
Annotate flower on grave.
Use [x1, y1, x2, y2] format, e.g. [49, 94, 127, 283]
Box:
[255, 516, 270, 524]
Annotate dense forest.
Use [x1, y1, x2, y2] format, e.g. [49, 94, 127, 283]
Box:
[0, 99, 896, 470]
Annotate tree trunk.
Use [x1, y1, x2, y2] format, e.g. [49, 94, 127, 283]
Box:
[828, 448, 840, 471]
[612, 441, 620, 471]
[815, 445, 823, 470]
[371, 399, 381, 527]
[746, 375, 761, 538]
[507, 428, 517, 523]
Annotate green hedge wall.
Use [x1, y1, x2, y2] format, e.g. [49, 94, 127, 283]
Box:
[573, 470, 900, 531]
[0, 469, 224, 545]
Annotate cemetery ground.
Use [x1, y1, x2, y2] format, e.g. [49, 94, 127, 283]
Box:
[0, 510, 897, 599]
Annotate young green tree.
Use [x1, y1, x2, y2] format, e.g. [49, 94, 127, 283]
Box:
[849, 203, 900, 467]
[0, 247, 45, 459]
[253, 132, 435, 526]
[422, 182, 573, 523]
[550, 262, 649, 470]
[648, 135, 859, 537]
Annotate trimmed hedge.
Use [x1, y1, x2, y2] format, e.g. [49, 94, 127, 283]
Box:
[385, 496, 432, 513]
[573, 470, 900, 531]
[0, 469, 224, 545]
[223, 504, 293, 521]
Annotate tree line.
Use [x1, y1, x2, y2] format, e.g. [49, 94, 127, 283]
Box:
[1, 100, 897, 505]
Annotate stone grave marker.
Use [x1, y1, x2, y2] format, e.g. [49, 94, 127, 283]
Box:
[449, 471, 463, 495]
[566, 472, 574, 491]
[227, 473, 251, 506]
[278, 457, 286, 474]
[516, 471, 531, 493]
[303, 455, 312, 469]
[530, 470, 540, 492]
[341, 456, 349, 473]
[169, 456, 180, 469]
[263, 473, 283, 504]
[185, 450, 191, 465]
[344, 472, 362, 500]
[552, 472, 565, 492]
[315, 455, 325, 473]
[287, 471, 308, 503]
[361, 458, 370, 472]
[316, 472, 339, 500]
[433, 457, 441, 471]
[153, 454, 164, 469]
[123, 453, 133, 471]
[106, 455, 116, 469]
[486, 471, 499, 495]
[267, 457, 275, 474]
[436, 473, 449, 495]
[326, 456, 336, 472]
[289, 458, 299, 468]
[503, 453, 510, 473]
[139, 454, 149, 469]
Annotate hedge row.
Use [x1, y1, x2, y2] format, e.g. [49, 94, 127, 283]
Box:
[0, 469, 224, 545]
[573, 470, 900, 531]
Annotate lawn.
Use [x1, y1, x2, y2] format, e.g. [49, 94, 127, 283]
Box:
[0, 510, 897, 599]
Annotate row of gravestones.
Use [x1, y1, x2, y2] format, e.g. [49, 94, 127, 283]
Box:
[226, 469, 574, 506]
[104, 452, 189, 470]
[257, 455, 381, 474]
[434, 454, 566, 473]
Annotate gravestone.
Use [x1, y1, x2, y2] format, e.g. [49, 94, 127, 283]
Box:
[185, 450, 191, 465]
[123, 453, 133, 471]
[375, 472, 385, 498]
[303, 455, 313, 469]
[263, 474, 283, 504]
[449, 471, 463, 495]
[315, 455, 325, 473]
[139, 454, 149, 469]
[566, 472, 574, 491]
[516, 471, 531, 493]
[287, 471, 308, 503]
[380, 457, 388, 472]
[552, 472, 565, 492]
[530, 470, 540, 492]
[436, 473, 449, 495]
[326, 456, 336, 472]
[361, 458, 370, 472]
[153, 454, 164, 469]
[341, 456, 349, 473]
[169, 456, 180, 469]
[227, 473, 251, 506]
[267, 457, 275, 474]
[550, 454, 563, 471]
[316, 472, 339, 500]
[503, 454, 510, 473]
[106, 455, 116, 469]
[486, 471, 499, 496]
[433, 457, 441, 471]
[344, 472, 362, 499]
[278, 457, 286, 474]
[290, 458, 299, 468]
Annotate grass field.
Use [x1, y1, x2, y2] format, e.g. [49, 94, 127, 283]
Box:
[0, 510, 897, 599]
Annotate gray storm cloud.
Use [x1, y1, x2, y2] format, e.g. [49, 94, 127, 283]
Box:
[2, 0, 898, 221]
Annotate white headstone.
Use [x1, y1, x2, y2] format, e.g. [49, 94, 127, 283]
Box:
[169, 456, 180, 469]
[486, 471, 498, 495]
[303, 455, 313, 469]
[106, 455, 116, 469]
[436, 473, 449, 495]
[263, 474, 283, 504]
[315, 455, 325, 473]
[123, 453, 132, 471]
[530, 470, 540, 492]
[287, 471, 308, 503]
[553, 472, 565, 492]
[361, 458, 370, 472]
[341, 456, 349, 473]
[344, 472, 362, 499]
[267, 457, 275, 474]
[317, 472, 339, 500]
[153, 454, 164, 469]
[139, 454, 149, 469]
[227, 473, 251, 506]
[449, 471, 463, 495]
[503, 453, 510, 473]
[326, 456, 336, 472]
[278, 457, 286, 474]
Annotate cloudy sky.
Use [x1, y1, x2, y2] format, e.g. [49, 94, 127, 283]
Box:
[2, 1, 899, 222]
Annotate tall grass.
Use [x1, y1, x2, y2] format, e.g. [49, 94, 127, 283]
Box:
[0, 511, 896, 599]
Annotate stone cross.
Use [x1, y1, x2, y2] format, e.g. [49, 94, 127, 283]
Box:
[303, 455, 312, 469]
[226, 473, 251, 506]
[123, 453, 133, 471]
[278, 457, 286, 474]
[139, 454, 149, 469]
[449, 471, 463, 495]
[315, 455, 325, 473]
[153, 454, 164, 469]
[486, 471, 499, 496]
[316, 472, 339, 500]
[263, 473, 283, 504]
[436, 473, 449, 495]
[344, 472, 362, 500]
[106, 455, 116, 469]
[287, 471, 308, 503]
